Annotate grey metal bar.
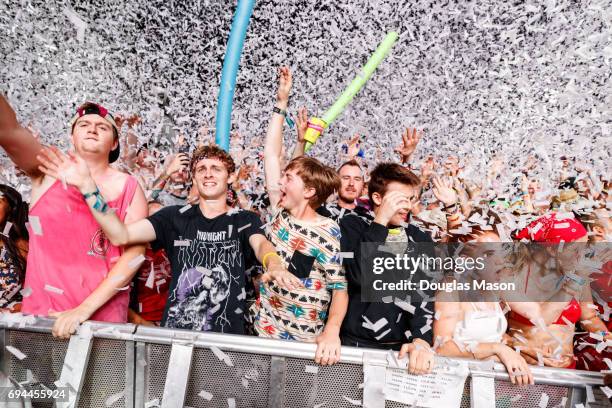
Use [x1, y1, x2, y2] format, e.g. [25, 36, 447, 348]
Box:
[0, 328, 8, 377]
[267, 356, 286, 407]
[125, 340, 135, 408]
[134, 342, 146, 408]
[55, 328, 94, 408]
[1, 317, 606, 389]
[362, 353, 386, 408]
[160, 342, 194, 408]
[470, 374, 496, 408]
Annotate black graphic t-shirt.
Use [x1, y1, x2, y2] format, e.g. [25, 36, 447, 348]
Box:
[148, 205, 264, 334]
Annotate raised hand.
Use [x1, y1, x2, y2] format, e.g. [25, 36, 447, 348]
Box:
[395, 127, 422, 164]
[396, 127, 422, 162]
[276, 66, 293, 103]
[296, 107, 308, 143]
[420, 155, 436, 180]
[163, 153, 190, 177]
[37, 146, 92, 191]
[374, 190, 415, 226]
[432, 176, 457, 207]
[343, 134, 361, 159]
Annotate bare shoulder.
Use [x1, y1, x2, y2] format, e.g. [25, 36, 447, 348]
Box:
[29, 174, 56, 208]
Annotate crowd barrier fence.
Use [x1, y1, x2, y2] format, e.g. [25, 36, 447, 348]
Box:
[0, 318, 609, 408]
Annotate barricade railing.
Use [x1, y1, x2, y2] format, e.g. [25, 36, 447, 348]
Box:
[0, 317, 608, 408]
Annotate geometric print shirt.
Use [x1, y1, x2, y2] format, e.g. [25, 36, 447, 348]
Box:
[249, 209, 347, 342]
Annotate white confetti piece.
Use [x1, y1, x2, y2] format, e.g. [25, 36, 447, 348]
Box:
[1, 221, 12, 236]
[179, 204, 192, 213]
[128, 254, 146, 270]
[538, 392, 549, 408]
[174, 240, 190, 246]
[28, 216, 43, 236]
[6, 345, 26, 360]
[227, 398, 236, 408]
[104, 390, 125, 407]
[20, 287, 32, 298]
[237, 223, 251, 232]
[144, 399, 160, 408]
[44, 284, 64, 295]
[342, 396, 362, 406]
[305, 365, 319, 374]
[210, 346, 234, 367]
[198, 390, 213, 401]
[394, 298, 416, 314]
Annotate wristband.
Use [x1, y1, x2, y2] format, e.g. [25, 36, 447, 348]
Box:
[443, 203, 458, 213]
[262, 251, 281, 270]
[82, 187, 109, 213]
[273, 106, 287, 117]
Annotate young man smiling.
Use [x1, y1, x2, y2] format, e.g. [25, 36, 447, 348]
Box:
[37, 144, 293, 334]
[249, 67, 349, 366]
[0, 97, 147, 339]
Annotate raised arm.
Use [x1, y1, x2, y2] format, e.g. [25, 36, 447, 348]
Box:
[37, 146, 157, 245]
[264, 67, 292, 208]
[0, 95, 44, 179]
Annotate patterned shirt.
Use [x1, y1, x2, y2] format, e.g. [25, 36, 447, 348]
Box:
[249, 210, 347, 341]
[0, 245, 22, 308]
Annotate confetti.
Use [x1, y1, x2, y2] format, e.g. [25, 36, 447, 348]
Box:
[198, 390, 213, 401]
[104, 390, 125, 407]
[305, 365, 319, 374]
[44, 284, 64, 295]
[1, 221, 12, 236]
[210, 346, 234, 367]
[144, 399, 160, 408]
[538, 392, 549, 408]
[6, 345, 26, 360]
[128, 254, 146, 269]
[28, 216, 43, 236]
[342, 396, 362, 406]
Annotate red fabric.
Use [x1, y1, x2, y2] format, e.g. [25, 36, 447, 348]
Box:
[509, 299, 581, 326]
[575, 333, 611, 372]
[514, 212, 587, 243]
[133, 247, 171, 322]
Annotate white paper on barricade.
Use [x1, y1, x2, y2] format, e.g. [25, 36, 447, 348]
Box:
[383, 359, 468, 407]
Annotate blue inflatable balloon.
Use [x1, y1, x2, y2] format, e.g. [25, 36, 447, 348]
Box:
[215, 0, 256, 151]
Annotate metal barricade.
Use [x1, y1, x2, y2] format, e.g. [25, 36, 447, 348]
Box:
[0, 317, 608, 408]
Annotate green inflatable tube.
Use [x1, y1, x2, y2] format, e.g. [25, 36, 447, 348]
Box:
[304, 31, 399, 152]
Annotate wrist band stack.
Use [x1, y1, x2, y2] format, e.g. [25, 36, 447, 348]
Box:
[273, 106, 295, 128]
[83, 187, 109, 213]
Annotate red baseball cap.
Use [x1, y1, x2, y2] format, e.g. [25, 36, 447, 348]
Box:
[515, 212, 587, 243]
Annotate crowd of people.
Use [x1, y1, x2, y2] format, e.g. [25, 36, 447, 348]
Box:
[0, 66, 610, 385]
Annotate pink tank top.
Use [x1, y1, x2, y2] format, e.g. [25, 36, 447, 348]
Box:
[22, 176, 138, 322]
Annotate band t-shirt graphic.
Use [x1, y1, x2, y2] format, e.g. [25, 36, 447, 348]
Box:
[148, 206, 264, 334]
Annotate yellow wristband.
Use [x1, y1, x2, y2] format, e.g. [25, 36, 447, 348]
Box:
[262, 251, 280, 270]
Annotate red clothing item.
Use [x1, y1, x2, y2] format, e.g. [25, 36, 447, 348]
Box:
[131, 247, 171, 322]
[509, 299, 581, 326]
